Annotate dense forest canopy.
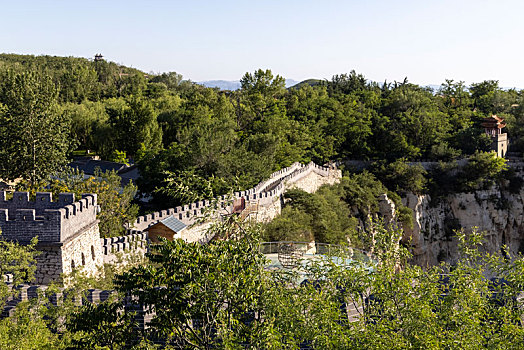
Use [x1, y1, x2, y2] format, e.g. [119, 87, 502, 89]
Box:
[0, 53, 523, 208]
[4, 54, 524, 348]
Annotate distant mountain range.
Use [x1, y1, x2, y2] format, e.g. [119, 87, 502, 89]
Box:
[198, 80, 521, 92]
[199, 79, 300, 90]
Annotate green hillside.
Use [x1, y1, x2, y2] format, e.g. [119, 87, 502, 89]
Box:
[289, 78, 325, 89]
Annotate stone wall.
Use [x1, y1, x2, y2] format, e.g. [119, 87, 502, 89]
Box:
[181, 221, 214, 243]
[255, 195, 282, 222]
[0, 163, 340, 285]
[0, 192, 102, 285]
[286, 165, 340, 193]
[0, 192, 98, 244]
[101, 230, 149, 264]
[61, 222, 103, 278]
[130, 162, 341, 235]
[2, 284, 154, 329]
[34, 247, 62, 285]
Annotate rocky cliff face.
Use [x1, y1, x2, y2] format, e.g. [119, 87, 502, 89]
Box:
[400, 188, 524, 267]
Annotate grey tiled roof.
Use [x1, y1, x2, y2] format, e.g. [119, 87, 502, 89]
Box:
[67, 159, 140, 185]
[69, 159, 127, 174]
[158, 215, 187, 233]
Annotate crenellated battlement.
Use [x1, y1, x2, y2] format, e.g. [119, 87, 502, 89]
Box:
[131, 162, 339, 232]
[100, 230, 149, 264]
[0, 191, 99, 244]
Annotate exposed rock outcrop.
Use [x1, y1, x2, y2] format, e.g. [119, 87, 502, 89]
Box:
[400, 188, 524, 267]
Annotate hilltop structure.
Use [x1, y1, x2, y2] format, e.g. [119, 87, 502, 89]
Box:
[482, 115, 508, 158]
[0, 192, 102, 284]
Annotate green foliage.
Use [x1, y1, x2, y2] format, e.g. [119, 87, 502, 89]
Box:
[0, 237, 62, 349]
[263, 187, 357, 245]
[427, 161, 461, 198]
[371, 158, 427, 194]
[1, 54, 520, 205]
[429, 141, 461, 161]
[66, 300, 141, 349]
[6, 52, 524, 350]
[460, 151, 508, 191]
[340, 171, 387, 215]
[0, 302, 62, 350]
[263, 207, 315, 242]
[156, 169, 230, 205]
[0, 237, 38, 308]
[106, 96, 163, 158]
[470, 80, 502, 115]
[264, 173, 405, 247]
[112, 223, 267, 348]
[22, 168, 138, 237]
[0, 70, 73, 186]
[108, 150, 129, 165]
[61, 100, 108, 152]
[62, 221, 524, 349]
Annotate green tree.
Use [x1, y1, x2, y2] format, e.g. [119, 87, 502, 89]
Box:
[106, 96, 162, 158]
[149, 71, 183, 91]
[61, 100, 108, 152]
[470, 80, 500, 115]
[0, 237, 38, 308]
[376, 83, 450, 159]
[264, 187, 358, 245]
[459, 151, 508, 190]
[238, 69, 286, 130]
[0, 304, 62, 350]
[113, 221, 266, 348]
[23, 168, 138, 237]
[64, 220, 524, 349]
[439, 79, 471, 113]
[327, 70, 368, 96]
[66, 300, 142, 349]
[371, 158, 427, 194]
[0, 70, 73, 186]
[0, 236, 63, 349]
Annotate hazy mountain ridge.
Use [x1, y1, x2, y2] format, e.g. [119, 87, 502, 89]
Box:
[199, 80, 522, 92]
[199, 79, 300, 90]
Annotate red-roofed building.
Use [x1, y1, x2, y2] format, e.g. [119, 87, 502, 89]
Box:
[482, 115, 508, 157]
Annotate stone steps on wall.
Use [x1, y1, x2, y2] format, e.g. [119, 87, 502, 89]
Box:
[130, 162, 338, 233]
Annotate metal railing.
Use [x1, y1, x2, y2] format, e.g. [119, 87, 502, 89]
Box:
[259, 241, 375, 266]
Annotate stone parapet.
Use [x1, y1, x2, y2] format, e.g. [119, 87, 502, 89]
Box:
[101, 230, 149, 264]
[130, 162, 340, 232]
[0, 192, 101, 285]
[1, 284, 115, 318]
[0, 192, 98, 244]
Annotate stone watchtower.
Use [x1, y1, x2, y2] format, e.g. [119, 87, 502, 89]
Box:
[0, 192, 103, 284]
[481, 115, 508, 158]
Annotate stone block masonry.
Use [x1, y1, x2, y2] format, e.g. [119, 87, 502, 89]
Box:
[101, 230, 149, 264]
[0, 162, 340, 285]
[131, 162, 342, 241]
[0, 191, 103, 284]
[2, 283, 152, 332]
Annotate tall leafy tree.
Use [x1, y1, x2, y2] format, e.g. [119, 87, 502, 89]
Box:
[106, 96, 163, 159]
[0, 70, 73, 185]
[470, 80, 500, 115]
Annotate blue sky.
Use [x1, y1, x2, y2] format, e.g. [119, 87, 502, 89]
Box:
[2, 0, 524, 87]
